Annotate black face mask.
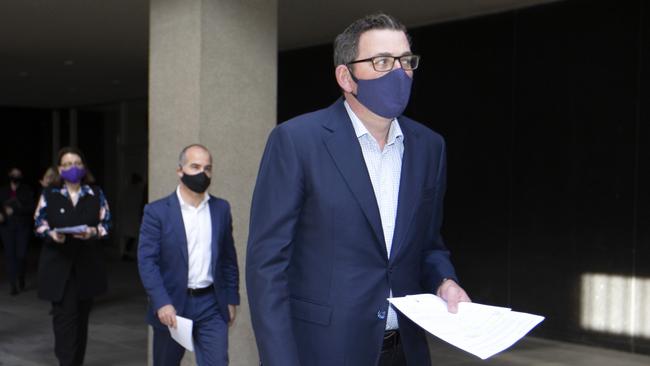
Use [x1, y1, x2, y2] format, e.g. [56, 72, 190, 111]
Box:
[9, 176, 22, 184]
[181, 171, 211, 193]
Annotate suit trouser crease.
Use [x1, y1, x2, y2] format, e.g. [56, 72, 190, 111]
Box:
[153, 291, 228, 366]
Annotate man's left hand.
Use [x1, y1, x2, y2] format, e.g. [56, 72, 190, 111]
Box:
[228, 305, 237, 327]
[437, 279, 471, 313]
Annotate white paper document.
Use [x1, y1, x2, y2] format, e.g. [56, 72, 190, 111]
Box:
[54, 225, 88, 234]
[169, 315, 194, 352]
[388, 294, 544, 360]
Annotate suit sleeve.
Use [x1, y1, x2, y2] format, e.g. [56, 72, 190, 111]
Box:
[137, 204, 172, 312]
[246, 125, 303, 366]
[220, 202, 240, 305]
[420, 138, 459, 293]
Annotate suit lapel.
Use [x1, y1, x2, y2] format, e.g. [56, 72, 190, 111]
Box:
[208, 196, 220, 269]
[168, 193, 189, 265]
[322, 100, 387, 256]
[390, 120, 424, 262]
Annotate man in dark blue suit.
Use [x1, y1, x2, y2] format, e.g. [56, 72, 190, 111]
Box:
[138, 144, 239, 366]
[247, 14, 470, 366]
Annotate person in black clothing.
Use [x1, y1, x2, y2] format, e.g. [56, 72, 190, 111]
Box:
[34, 147, 111, 366]
[0, 167, 34, 295]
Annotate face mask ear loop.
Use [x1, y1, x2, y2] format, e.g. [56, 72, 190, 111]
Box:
[346, 65, 360, 98]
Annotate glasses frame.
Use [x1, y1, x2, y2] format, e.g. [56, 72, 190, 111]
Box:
[346, 54, 420, 72]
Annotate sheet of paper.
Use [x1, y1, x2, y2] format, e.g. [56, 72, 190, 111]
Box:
[54, 225, 89, 234]
[169, 315, 194, 352]
[388, 294, 544, 360]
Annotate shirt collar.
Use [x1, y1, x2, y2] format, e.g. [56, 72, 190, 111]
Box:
[343, 100, 404, 146]
[55, 185, 94, 198]
[176, 185, 210, 209]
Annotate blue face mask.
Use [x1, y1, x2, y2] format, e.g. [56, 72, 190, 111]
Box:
[350, 68, 413, 119]
[60, 166, 86, 184]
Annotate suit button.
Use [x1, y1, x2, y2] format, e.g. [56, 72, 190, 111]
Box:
[377, 310, 386, 320]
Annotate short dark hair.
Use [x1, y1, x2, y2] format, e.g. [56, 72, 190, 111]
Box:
[7, 167, 22, 176]
[333, 13, 410, 67]
[53, 146, 96, 186]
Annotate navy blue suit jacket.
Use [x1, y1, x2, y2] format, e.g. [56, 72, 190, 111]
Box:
[138, 192, 240, 328]
[247, 99, 458, 366]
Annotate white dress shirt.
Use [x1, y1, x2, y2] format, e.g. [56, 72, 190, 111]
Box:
[344, 101, 404, 330]
[176, 186, 213, 289]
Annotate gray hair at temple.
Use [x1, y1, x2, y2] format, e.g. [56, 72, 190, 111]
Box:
[178, 144, 212, 167]
[333, 13, 410, 67]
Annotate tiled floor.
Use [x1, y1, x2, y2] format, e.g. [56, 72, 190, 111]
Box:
[1, 260, 649, 366]
[0, 260, 147, 366]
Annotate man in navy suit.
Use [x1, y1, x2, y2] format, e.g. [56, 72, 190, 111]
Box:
[138, 144, 239, 366]
[247, 13, 470, 366]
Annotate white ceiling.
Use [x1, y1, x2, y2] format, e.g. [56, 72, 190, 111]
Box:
[0, 0, 559, 108]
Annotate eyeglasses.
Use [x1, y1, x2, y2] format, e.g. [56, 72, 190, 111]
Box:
[347, 54, 420, 72]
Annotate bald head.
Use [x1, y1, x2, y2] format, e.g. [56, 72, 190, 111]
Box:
[178, 144, 212, 167]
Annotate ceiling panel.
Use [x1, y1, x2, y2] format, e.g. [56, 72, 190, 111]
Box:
[0, 0, 559, 107]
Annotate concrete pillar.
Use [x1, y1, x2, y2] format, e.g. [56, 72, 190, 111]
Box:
[149, 0, 277, 365]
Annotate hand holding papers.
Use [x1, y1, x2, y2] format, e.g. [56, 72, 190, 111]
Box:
[169, 315, 194, 352]
[54, 225, 89, 234]
[388, 294, 544, 360]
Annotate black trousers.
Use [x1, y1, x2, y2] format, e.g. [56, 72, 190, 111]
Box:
[377, 330, 407, 366]
[0, 223, 30, 286]
[51, 274, 93, 366]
